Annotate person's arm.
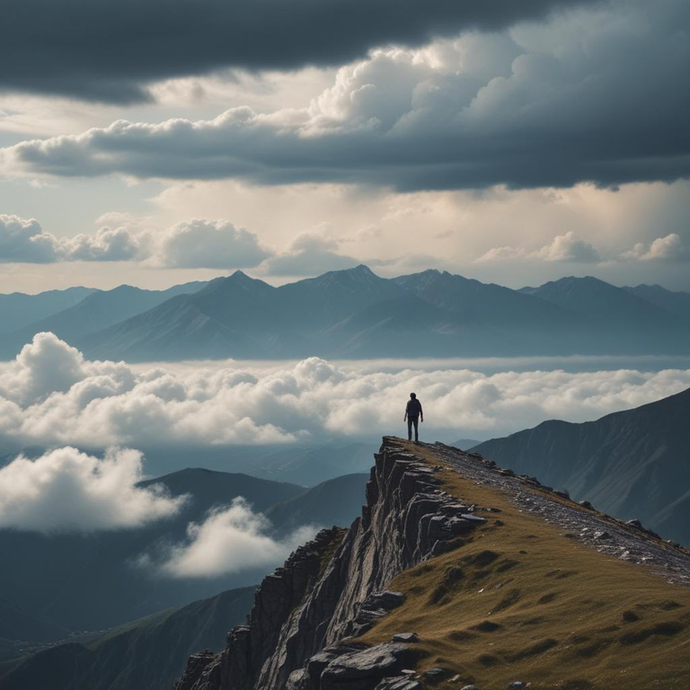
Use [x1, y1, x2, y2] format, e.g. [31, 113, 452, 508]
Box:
[419, 402, 424, 422]
[404, 402, 408, 421]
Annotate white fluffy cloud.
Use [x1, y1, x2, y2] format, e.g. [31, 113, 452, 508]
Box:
[622, 233, 690, 262]
[157, 497, 315, 578]
[0, 446, 185, 533]
[0, 215, 60, 262]
[155, 219, 272, 269]
[0, 214, 142, 263]
[477, 231, 599, 264]
[1, 333, 689, 449]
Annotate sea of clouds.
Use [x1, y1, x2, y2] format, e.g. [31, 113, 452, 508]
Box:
[2, 332, 689, 449]
[1, 331, 688, 572]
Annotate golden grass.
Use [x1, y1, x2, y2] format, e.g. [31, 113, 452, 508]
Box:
[358, 441, 690, 689]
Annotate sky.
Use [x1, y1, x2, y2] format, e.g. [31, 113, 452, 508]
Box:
[0, 0, 689, 294]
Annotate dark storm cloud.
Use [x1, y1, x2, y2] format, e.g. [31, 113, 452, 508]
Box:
[6, 0, 689, 191]
[2, 0, 597, 103]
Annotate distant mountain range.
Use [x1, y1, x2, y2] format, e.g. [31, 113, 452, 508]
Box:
[0, 286, 97, 334]
[0, 468, 368, 634]
[0, 586, 256, 690]
[1, 267, 689, 360]
[473, 387, 690, 545]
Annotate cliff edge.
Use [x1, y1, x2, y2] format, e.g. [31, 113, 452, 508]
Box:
[176, 437, 690, 690]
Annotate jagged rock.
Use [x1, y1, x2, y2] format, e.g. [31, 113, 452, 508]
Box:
[554, 489, 570, 500]
[175, 438, 492, 690]
[391, 633, 418, 643]
[306, 646, 362, 687]
[375, 677, 422, 690]
[286, 668, 308, 690]
[579, 500, 595, 510]
[174, 651, 217, 690]
[460, 685, 479, 690]
[320, 643, 418, 690]
[626, 519, 644, 529]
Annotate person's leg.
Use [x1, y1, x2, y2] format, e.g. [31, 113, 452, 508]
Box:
[413, 417, 419, 442]
[407, 417, 413, 441]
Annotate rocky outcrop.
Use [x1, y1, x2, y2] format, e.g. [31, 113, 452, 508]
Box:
[175, 437, 487, 690]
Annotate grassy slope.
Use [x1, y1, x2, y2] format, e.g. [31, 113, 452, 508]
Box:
[359, 442, 690, 690]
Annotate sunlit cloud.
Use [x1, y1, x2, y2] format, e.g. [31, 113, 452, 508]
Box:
[1, 333, 688, 450]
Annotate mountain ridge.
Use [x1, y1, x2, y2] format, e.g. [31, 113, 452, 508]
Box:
[12, 268, 682, 361]
[473, 387, 690, 545]
[174, 437, 690, 690]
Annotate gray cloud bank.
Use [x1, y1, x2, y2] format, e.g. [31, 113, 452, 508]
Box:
[1, 0, 594, 103]
[7, 0, 688, 191]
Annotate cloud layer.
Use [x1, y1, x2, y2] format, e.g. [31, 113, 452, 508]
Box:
[1, 333, 688, 450]
[156, 498, 315, 578]
[1, 0, 592, 102]
[6, 0, 689, 190]
[0, 446, 185, 533]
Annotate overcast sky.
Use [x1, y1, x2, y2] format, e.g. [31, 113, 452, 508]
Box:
[0, 0, 688, 293]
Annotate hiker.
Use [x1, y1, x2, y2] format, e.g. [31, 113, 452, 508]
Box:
[404, 392, 423, 442]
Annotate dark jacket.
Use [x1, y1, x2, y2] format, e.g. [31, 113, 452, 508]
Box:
[406, 399, 423, 418]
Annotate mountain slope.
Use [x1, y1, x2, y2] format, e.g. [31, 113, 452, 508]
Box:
[0, 287, 96, 334]
[0, 281, 207, 358]
[395, 269, 575, 327]
[0, 586, 256, 690]
[265, 473, 368, 534]
[275, 264, 406, 330]
[521, 275, 672, 324]
[175, 438, 690, 690]
[625, 283, 690, 321]
[0, 601, 69, 645]
[78, 293, 261, 361]
[474, 388, 690, 545]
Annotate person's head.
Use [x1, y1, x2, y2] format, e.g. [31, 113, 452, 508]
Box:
[410, 392, 416, 399]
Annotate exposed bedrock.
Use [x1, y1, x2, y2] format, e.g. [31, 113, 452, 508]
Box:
[174, 437, 487, 690]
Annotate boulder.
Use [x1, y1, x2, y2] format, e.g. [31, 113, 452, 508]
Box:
[391, 633, 418, 643]
[320, 643, 417, 690]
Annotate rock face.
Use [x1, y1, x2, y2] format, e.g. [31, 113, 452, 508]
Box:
[175, 437, 486, 690]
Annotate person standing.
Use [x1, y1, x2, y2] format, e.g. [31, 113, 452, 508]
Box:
[404, 392, 423, 442]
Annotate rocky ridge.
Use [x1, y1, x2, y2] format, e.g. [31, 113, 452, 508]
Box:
[175, 437, 491, 690]
[175, 437, 690, 690]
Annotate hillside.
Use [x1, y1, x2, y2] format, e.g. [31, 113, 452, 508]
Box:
[265, 473, 368, 534]
[473, 388, 690, 545]
[0, 586, 256, 690]
[174, 437, 690, 690]
[0, 469, 365, 632]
